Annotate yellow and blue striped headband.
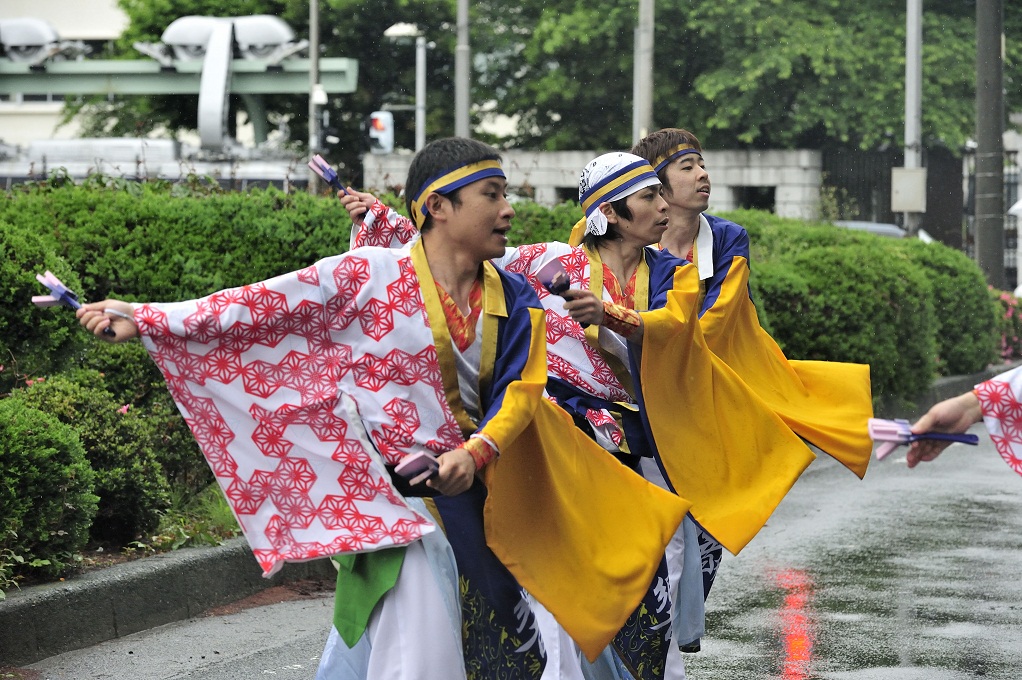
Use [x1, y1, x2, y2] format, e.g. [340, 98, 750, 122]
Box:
[579, 157, 660, 218]
[409, 159, 506, 228]
[653, 143, 700, 173]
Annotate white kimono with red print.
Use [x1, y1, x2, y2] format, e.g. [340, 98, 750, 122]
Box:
[974, 366, 1022, 477]
[135, 246, 480, 576]
[354, 207, 633, 451]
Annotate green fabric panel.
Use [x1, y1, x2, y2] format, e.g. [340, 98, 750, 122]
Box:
[332, 547, 407, 648]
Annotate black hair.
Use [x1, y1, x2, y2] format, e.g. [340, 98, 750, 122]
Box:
[580, 196, 631, 250]
[404, 137, 503, 231]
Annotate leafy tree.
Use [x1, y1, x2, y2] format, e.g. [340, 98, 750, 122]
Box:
[67, 0, 1022, 165]
[473, 0, 1021, 153]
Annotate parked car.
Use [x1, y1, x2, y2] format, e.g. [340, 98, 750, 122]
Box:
[833, 220, 907, 238]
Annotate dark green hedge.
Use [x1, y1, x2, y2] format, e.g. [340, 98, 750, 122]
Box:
[15, 372, 172, 546]
[0, 221, 86, 393]
[0, 177, 354, 303]
[0, 398, 98, 577]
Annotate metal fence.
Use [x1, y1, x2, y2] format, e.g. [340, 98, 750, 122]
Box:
[965, 151, 1019, 291]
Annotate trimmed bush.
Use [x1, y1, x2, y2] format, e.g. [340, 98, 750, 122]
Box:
[0, 221, 87, 393]
[992, 287, 1022, 361]
[754, 243, 937, 402]
[0, 397, 98, 577]
[15, 372, 172, 546]
[508, 200, 583, 246]
[75, 342, 210, 495]
[891, 239, 998, 375]
[0, 180, 354, 303]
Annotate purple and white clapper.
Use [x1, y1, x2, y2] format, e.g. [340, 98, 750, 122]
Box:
[33, 270, 123, 337]
[867, 417, 979, 460]
[307, 154, 348, 194]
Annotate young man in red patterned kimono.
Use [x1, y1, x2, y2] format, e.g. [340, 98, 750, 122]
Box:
[77, 137, 688, 680]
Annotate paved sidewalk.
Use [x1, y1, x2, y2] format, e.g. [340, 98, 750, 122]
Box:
[1, 361, 1017, 670]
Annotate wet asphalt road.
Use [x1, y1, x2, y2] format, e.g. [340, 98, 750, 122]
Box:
[688, 423, 1022, 680]
[28, 422, 1022, 679]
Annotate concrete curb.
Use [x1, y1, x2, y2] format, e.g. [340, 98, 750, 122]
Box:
[2, 362, 1018, 668]
[0, 537, 334, 667]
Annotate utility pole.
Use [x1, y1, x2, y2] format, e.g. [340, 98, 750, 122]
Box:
[454, 0, 470, 138]
[308, 0, 320, 194]
[632, 0, 654, 145]
[975, 0, 1005, 288]
[416, 35, 426, 151]
[900, 0, 923, 235]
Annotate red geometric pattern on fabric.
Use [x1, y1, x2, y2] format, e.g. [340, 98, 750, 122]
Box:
[220, 322, 257, 354]
[333, 256, 372, 299]
[387, 517, 431, 544]
[586, 408, 624, 446]
[240, 284, 291, 328]
[297, 264, 320, 286]
[317, 495, 363, 530]
[203, 286, 244, 317]
[272, 491, 318, 529]
[385, 348, 442, 390]
[977, 377, 1022, 476]
[411, 348, 444, 390]
[307, 409, 350, 442]
[370, 431, 402, 463]
[332, 438, 368, 466]
[546, 310, 581, 344]
[252, 420, 293, 458]
[284, 299, 329, 347]
[504, 244, 547, 275]
[349, 514, 388, 542]
[326, 258, 370, 331]
[359, 297, 396, 340]
[560, 249, 590, 279]
[586, 345, 626, 395]
[548, 352, 584, 386]
[242, 360, 283, 398]
[133, 250, 477, 576]
[225, 477, 267, 515]
[183, 303, 224, 344]
[495, 242, 629, 400]
[202, 345, 243, 384]
[338, 464, 381, 502]
[586, 408, 615, 428]
[354, 202, 418, 248]
[387, 259, 423, 317]
[352, 353, 399, 392]
[377, 423, 417, 454]
[436, 420, 466, 448]
[273, 457, 317, 493]
[384, 397, 422, 431]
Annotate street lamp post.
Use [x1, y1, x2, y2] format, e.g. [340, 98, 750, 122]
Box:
[455, 0, 470, 137]
[632, 0, 654, 144]
[309, 0, 320, 193]
[384, 23, 428, 151]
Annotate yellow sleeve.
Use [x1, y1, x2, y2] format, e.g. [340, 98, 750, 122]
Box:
[701, 257, 874, 478]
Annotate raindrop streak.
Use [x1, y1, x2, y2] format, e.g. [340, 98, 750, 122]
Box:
[776, 568, 815, 680]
